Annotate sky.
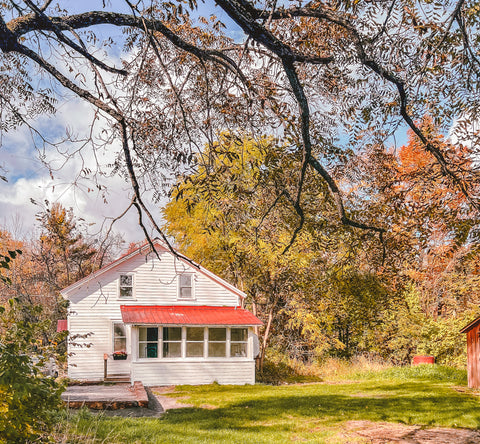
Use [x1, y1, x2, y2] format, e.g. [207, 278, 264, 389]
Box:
[0, 92, 152, 243]
[0, 1, 419, 246]
[0, 0, 241, 245]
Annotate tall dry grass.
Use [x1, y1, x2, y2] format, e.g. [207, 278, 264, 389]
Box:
[317, 355, 392, 381]
[258, 353, 392, 384]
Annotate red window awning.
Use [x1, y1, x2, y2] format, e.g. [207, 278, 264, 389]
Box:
[120, 305, 262, 326]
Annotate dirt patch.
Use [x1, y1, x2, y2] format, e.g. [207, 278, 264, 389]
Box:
[200, 404, 218, 410]
[150, 386, 193, 410]
[452, 386, 480, 396]
[338, 420, 480, 443]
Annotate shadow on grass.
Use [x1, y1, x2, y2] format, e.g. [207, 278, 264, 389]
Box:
[70, 383, 480, 443]
[162, 387, 480, 430]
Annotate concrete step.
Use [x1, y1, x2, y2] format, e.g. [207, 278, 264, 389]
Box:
[104, 374, 131, 383]
[62, 381, 149, 410]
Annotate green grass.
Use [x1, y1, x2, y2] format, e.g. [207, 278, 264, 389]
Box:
[61, 365, 479, 443]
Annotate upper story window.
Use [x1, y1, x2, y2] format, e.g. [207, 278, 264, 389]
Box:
[119, 274, 133, 298]
[178, 273, 194, 299]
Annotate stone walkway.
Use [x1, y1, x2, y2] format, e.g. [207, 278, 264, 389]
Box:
[150, 385, 193, 410]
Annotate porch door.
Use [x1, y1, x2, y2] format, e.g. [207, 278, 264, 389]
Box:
[111, 322, 130, 374]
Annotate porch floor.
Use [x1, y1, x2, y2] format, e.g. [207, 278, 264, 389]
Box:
[62, 382, 149, 410]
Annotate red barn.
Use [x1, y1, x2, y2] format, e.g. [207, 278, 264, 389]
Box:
[460, 316, 480, 388]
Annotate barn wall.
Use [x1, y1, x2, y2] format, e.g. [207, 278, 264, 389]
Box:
[466, 325, 480, 389]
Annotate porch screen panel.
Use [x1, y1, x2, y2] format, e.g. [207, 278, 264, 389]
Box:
[231, 328, 248, 357]
[186, 327, 204, 357]
[208, 328, 226, 357]
[139, 327, 158, 358]
[163, 327, 182, 357]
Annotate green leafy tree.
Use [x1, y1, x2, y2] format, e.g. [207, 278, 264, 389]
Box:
[0, 249, 64, 444]
[164, 134, 389, 365]
[376, 284, 471, 366]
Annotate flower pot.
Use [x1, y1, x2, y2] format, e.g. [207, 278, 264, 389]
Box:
[412, 355, 435, 365]
[113, 355, 127, 360]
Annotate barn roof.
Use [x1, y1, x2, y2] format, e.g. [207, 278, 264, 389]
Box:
[460, 316, 480, 333]
[120, 305, 262, 326]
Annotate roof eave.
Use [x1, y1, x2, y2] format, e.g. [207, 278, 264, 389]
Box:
[460, 316, 480, 333]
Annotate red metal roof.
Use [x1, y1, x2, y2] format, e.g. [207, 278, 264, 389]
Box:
[57, 319, 68, 332]
[121, 305, 262, 326]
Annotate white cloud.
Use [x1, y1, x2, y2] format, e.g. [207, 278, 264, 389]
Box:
[0, 94, 166, 244]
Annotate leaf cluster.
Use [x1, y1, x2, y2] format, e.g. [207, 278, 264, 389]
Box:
[0, 298, 64, 444]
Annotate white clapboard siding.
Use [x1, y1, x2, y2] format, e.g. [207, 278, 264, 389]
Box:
[68, 316, 131, 381]
[132, 361, 255, 386]
[68, 251, 240, 313]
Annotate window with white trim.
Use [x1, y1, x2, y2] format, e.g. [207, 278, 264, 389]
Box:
[230, 328, 248, 357]
[178, 273, 193, 299]
[138, 327, 158, 358]
[208, 328, 226, 357]
[113, 323, 126, 353]
[119, 274, 133, 298]
[186, 327, 204, 357]
[136, 326, 248, 359]
[163, 327, 182, 357]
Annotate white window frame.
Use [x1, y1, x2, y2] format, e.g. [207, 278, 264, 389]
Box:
[230, 327, 249, 358]
[138, 326, 160, 358]
[177, 273, 195, 300]
[162, 326, 183, 358]
[135, 326, 249, 361]
[185, 326, 205, 358]
[207, 327, 227, 358]
[118, 273, 135, 299]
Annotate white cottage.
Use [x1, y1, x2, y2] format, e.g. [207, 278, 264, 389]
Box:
[61, 240, 262, 385]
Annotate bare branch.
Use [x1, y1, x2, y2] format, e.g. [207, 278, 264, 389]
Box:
[118, 119, 200, 268]
[14, 42, 123, 121]
[22, 0, 127, 75]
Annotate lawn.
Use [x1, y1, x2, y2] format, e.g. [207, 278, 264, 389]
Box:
[61, 365, 480, 443]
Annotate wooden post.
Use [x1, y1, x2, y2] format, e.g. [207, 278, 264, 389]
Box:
[104, 353, 108, 380]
